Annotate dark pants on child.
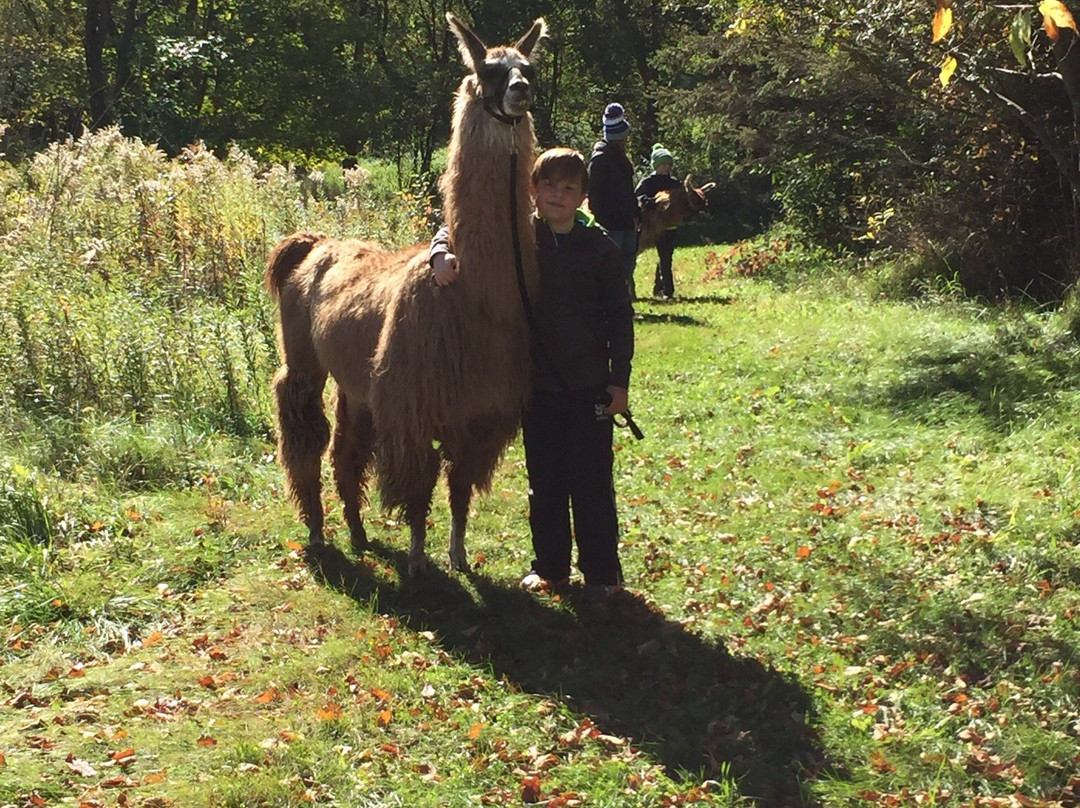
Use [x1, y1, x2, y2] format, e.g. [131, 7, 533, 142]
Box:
[522, 390, 623, 586]
[652, 228, 676, 298]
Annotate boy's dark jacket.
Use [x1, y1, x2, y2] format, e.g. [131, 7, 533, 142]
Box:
[587, 140, 639, 232]
[430, 218, 634, 394]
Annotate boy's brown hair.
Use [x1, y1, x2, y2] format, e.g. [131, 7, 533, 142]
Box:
[531, 147, 588, 192]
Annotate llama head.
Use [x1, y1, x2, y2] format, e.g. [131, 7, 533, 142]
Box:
[446, 13, 547, 124]
[684, 175, 716, 215]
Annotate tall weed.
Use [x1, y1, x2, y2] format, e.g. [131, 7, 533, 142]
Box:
[0, 128, 429, 474]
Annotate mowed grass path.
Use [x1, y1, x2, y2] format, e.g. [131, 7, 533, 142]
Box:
[3, 244, 1080, 807]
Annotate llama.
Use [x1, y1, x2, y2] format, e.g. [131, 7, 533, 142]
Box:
[638, 176, 715, 252]
[265, 13, 545, 576]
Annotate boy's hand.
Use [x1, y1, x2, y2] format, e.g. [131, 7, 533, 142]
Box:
[432, 252, 459, 286]
[603, 385, 628, 415]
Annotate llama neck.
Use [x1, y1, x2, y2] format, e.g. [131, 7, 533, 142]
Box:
[439, 86, 538, 308]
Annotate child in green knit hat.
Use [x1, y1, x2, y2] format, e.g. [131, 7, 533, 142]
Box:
[635, 144, 682, 298]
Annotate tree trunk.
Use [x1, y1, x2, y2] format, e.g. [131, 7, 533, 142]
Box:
[85, 0, 112, 126]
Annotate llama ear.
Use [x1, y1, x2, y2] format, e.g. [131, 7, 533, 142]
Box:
[684, 175, 694, 192]
[447, 12, 488, 71]
[700, 182, 717, 192]
[514, 17, 547, 57]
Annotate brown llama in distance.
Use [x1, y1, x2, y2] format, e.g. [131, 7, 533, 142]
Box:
[638, 176, 716, 253]
[265, 13, 546, 576]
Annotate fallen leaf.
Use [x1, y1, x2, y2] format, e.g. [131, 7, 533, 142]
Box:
[317, 703, 343, 721]
[142, 631, 164, 648]
[940, 54, 958, 87]
[468, 722, 485, 739]
[66, 756, 98, 777]
[932, 3, 953, 42]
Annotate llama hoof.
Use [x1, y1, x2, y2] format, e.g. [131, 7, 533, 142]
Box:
[408, 554, 429, 577]
[307, 531, 325, 548]
[448, 552, 470, 573]
[349, 528, 369, 556]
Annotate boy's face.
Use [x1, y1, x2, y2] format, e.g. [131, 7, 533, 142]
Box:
[534, 174, 587, 231]
[656, 160, 673, 175]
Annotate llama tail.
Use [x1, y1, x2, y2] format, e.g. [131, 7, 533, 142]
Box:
[264, 231, 326, 299]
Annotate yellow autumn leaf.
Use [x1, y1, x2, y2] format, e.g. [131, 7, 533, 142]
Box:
[1041, 0, 1078, 41]
[940, 54, 958, 87]
[932, 6, 953, 43]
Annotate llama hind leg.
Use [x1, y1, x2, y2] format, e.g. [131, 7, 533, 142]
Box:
[331, 392, 374, 555]
[272, 366, 329, 546]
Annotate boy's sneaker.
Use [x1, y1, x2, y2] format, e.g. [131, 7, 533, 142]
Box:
[520, 571, 569, 593]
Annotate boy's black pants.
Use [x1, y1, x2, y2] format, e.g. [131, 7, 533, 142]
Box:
[652, 228, 677, 298]
[522, 389, 623, 586]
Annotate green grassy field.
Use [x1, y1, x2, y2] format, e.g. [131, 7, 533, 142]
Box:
[2, 135, 1080, 806]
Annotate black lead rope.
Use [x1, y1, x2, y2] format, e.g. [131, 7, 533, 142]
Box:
[508, 147, 644, 441]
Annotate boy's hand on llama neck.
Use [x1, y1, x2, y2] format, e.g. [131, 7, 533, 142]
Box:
[432, 252, 459, 286]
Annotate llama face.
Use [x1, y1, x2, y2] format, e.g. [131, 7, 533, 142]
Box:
[447, 14, 547, 123]
[477, 52, 537, 119]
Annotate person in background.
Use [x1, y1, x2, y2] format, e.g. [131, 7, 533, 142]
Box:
[635, 143, 682, 299]
[587, 102, 641, 299]
[430, 148, 634, 601]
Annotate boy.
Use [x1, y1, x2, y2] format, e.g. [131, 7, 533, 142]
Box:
[635, 144, 682, 299]
[431, 148, 634, 598]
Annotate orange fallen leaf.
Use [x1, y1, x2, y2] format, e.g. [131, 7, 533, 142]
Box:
[317, 703, 343, 721]
[377, 709, 393, 726]
[932, 3, 953, 42]
[255, 688, 283, 704]
[143, 631, 164, 648]
[143, 769, 168, 784]
[468, 722, 485, 739]
[284, 540, 304, 551]
[197, 675, 217, 689]
[796, 545, 813, 559]
[197, 736, 217, 747]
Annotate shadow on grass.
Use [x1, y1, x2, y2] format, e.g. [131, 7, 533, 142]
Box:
[309, 541, 827, 807]
[879, 335, 1079, 430]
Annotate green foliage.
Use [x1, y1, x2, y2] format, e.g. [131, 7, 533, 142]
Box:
[0, 130, 431, 485]
[0, 461, 53, 544]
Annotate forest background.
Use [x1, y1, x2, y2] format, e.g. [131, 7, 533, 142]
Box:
[7, 0, 1080, 301]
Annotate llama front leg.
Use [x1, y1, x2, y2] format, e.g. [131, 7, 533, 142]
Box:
[394, 446, 440, 577]
[446, 463, 473, 572]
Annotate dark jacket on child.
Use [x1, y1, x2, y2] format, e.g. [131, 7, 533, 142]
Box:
[430, 217, 634, 395]
[635, 172, 682, 206]
[587, 140, 640, 232]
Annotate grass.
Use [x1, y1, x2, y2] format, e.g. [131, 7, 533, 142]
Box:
[3, 135, 1080, 806]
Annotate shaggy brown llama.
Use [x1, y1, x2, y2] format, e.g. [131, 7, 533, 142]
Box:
[265, 13, 545, 576]
[638, 176, 716, 252]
